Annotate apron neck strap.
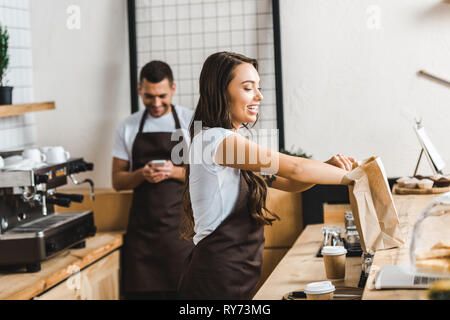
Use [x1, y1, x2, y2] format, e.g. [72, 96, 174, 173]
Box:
[171, 105, 181, 130]
[138, 105, 181, 133]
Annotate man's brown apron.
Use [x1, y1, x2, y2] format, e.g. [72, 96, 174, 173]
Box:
[178, 173, 265, 300]
[122, 107, 194, 294]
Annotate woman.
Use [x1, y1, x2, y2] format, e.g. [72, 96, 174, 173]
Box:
[178, 52, 355, 300]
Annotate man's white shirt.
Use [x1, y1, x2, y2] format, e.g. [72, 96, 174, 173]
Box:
[112, 105, 194, 167]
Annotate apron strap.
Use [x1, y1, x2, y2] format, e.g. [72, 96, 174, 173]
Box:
[138, 105, 181, 133]
[138, 109, 148, 133]
[171, 105, 182, 129]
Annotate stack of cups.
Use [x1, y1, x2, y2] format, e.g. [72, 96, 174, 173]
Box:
[304, 281, 335, 300]
[321, 246, 347, 279]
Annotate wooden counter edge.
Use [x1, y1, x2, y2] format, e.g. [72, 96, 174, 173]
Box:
[6, 232, 123, 300]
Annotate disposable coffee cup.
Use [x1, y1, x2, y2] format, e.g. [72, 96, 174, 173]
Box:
[304, 281, 335, 300]
[321, 246, 347, 279]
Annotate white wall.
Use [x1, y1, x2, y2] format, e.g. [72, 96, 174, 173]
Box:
[134, 0, 278, 147]
[0, 0, 36, 150]
[280, 0, 450, 177]
[30, 0, 130, 188]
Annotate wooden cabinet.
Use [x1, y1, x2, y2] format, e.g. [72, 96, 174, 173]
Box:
[323, 203, 351, 224]
[34, 251, 120, 300]
[256, 189, 303, 292]
[55, 188, 132, 232]
[264, 188, 303, 247]
[56, 188, 303, 295]
[256, 248, 289, 291]
[0, 233, 122, 300]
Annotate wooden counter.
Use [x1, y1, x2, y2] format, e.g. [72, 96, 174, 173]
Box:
[0, 232, 123, 300]
[362, 194, 436, 300]
[254, 194, 440, 300]
[254, 223, 363, 300]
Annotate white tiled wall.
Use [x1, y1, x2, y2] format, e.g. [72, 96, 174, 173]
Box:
[0, 0, 35, 151]
[135, 0, 278, 145]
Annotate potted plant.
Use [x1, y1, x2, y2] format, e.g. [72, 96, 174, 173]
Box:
[0, 25, 12, 105]
[280, 146, 312, 159]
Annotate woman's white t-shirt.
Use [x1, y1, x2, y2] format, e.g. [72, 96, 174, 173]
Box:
[189, 127, 241, 245]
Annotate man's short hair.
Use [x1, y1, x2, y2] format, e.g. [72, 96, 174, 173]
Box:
[139, 61, 174, 84]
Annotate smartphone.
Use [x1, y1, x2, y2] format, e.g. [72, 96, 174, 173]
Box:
[150, 160, 167, 167]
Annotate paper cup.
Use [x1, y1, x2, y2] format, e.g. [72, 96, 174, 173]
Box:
[304, 281, 335, 300]
[322, 246, 347, 279]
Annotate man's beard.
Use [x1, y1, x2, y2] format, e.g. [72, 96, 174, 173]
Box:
[146, 103, 170, 117]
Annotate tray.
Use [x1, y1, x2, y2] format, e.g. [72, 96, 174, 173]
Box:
[393, 184, 450, 195]
[282, 286, 363, 300]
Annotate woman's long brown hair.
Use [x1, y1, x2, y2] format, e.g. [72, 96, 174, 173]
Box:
[180, 52, 280, 240]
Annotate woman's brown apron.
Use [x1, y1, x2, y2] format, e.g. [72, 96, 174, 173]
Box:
[178, 173, 265, 300]
[122, 107, 194, 294]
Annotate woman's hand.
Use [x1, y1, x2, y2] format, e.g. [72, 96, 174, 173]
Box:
[326, 154, 357, 171]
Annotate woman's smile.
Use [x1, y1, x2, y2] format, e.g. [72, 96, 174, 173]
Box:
[246, 104, 260, 116]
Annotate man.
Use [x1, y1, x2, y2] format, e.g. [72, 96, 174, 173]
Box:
[112, 61, 194, 300]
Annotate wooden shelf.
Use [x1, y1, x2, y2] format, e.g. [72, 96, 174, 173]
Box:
[0, 101, 55, 118]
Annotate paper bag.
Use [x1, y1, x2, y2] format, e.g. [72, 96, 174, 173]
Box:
[346, 156, 404, 254]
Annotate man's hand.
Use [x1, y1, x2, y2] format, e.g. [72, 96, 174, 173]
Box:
[142, 163, 169, 183]
[142, 160, 178, 183]
[152, 160, 175, 179]
[326, 154, 357, 171]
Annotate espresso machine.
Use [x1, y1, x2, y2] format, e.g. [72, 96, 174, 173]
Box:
[0, 150, 97, 273]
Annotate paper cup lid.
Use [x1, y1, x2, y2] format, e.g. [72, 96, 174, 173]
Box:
[321, 246, 347, 256]
[304, 281, 335, 295]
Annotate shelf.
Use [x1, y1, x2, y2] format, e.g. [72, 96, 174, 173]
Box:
[0, 101, 55, 118]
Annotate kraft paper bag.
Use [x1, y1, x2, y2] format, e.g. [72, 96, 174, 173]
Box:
[346, 156, 405, 254]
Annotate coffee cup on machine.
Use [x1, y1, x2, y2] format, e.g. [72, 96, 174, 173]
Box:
[40, 146, 51, 154]
[0, 156, 4, 169]
[22, 148, 47, 163]
[45, 146, 70, 164]
[321, 246, 347, 279]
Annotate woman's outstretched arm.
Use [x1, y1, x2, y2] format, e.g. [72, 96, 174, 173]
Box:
[215, 133, 354, 186]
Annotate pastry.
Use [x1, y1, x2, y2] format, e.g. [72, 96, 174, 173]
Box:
[416, 258, 450, 275]
[434, 177, 450, 188]
[416, 248, 450, 260]
[431, 240, 450, 250]
[396, 177, 419, 188]
[417, 179, 434, 189]
[396, 177, 409, 187]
